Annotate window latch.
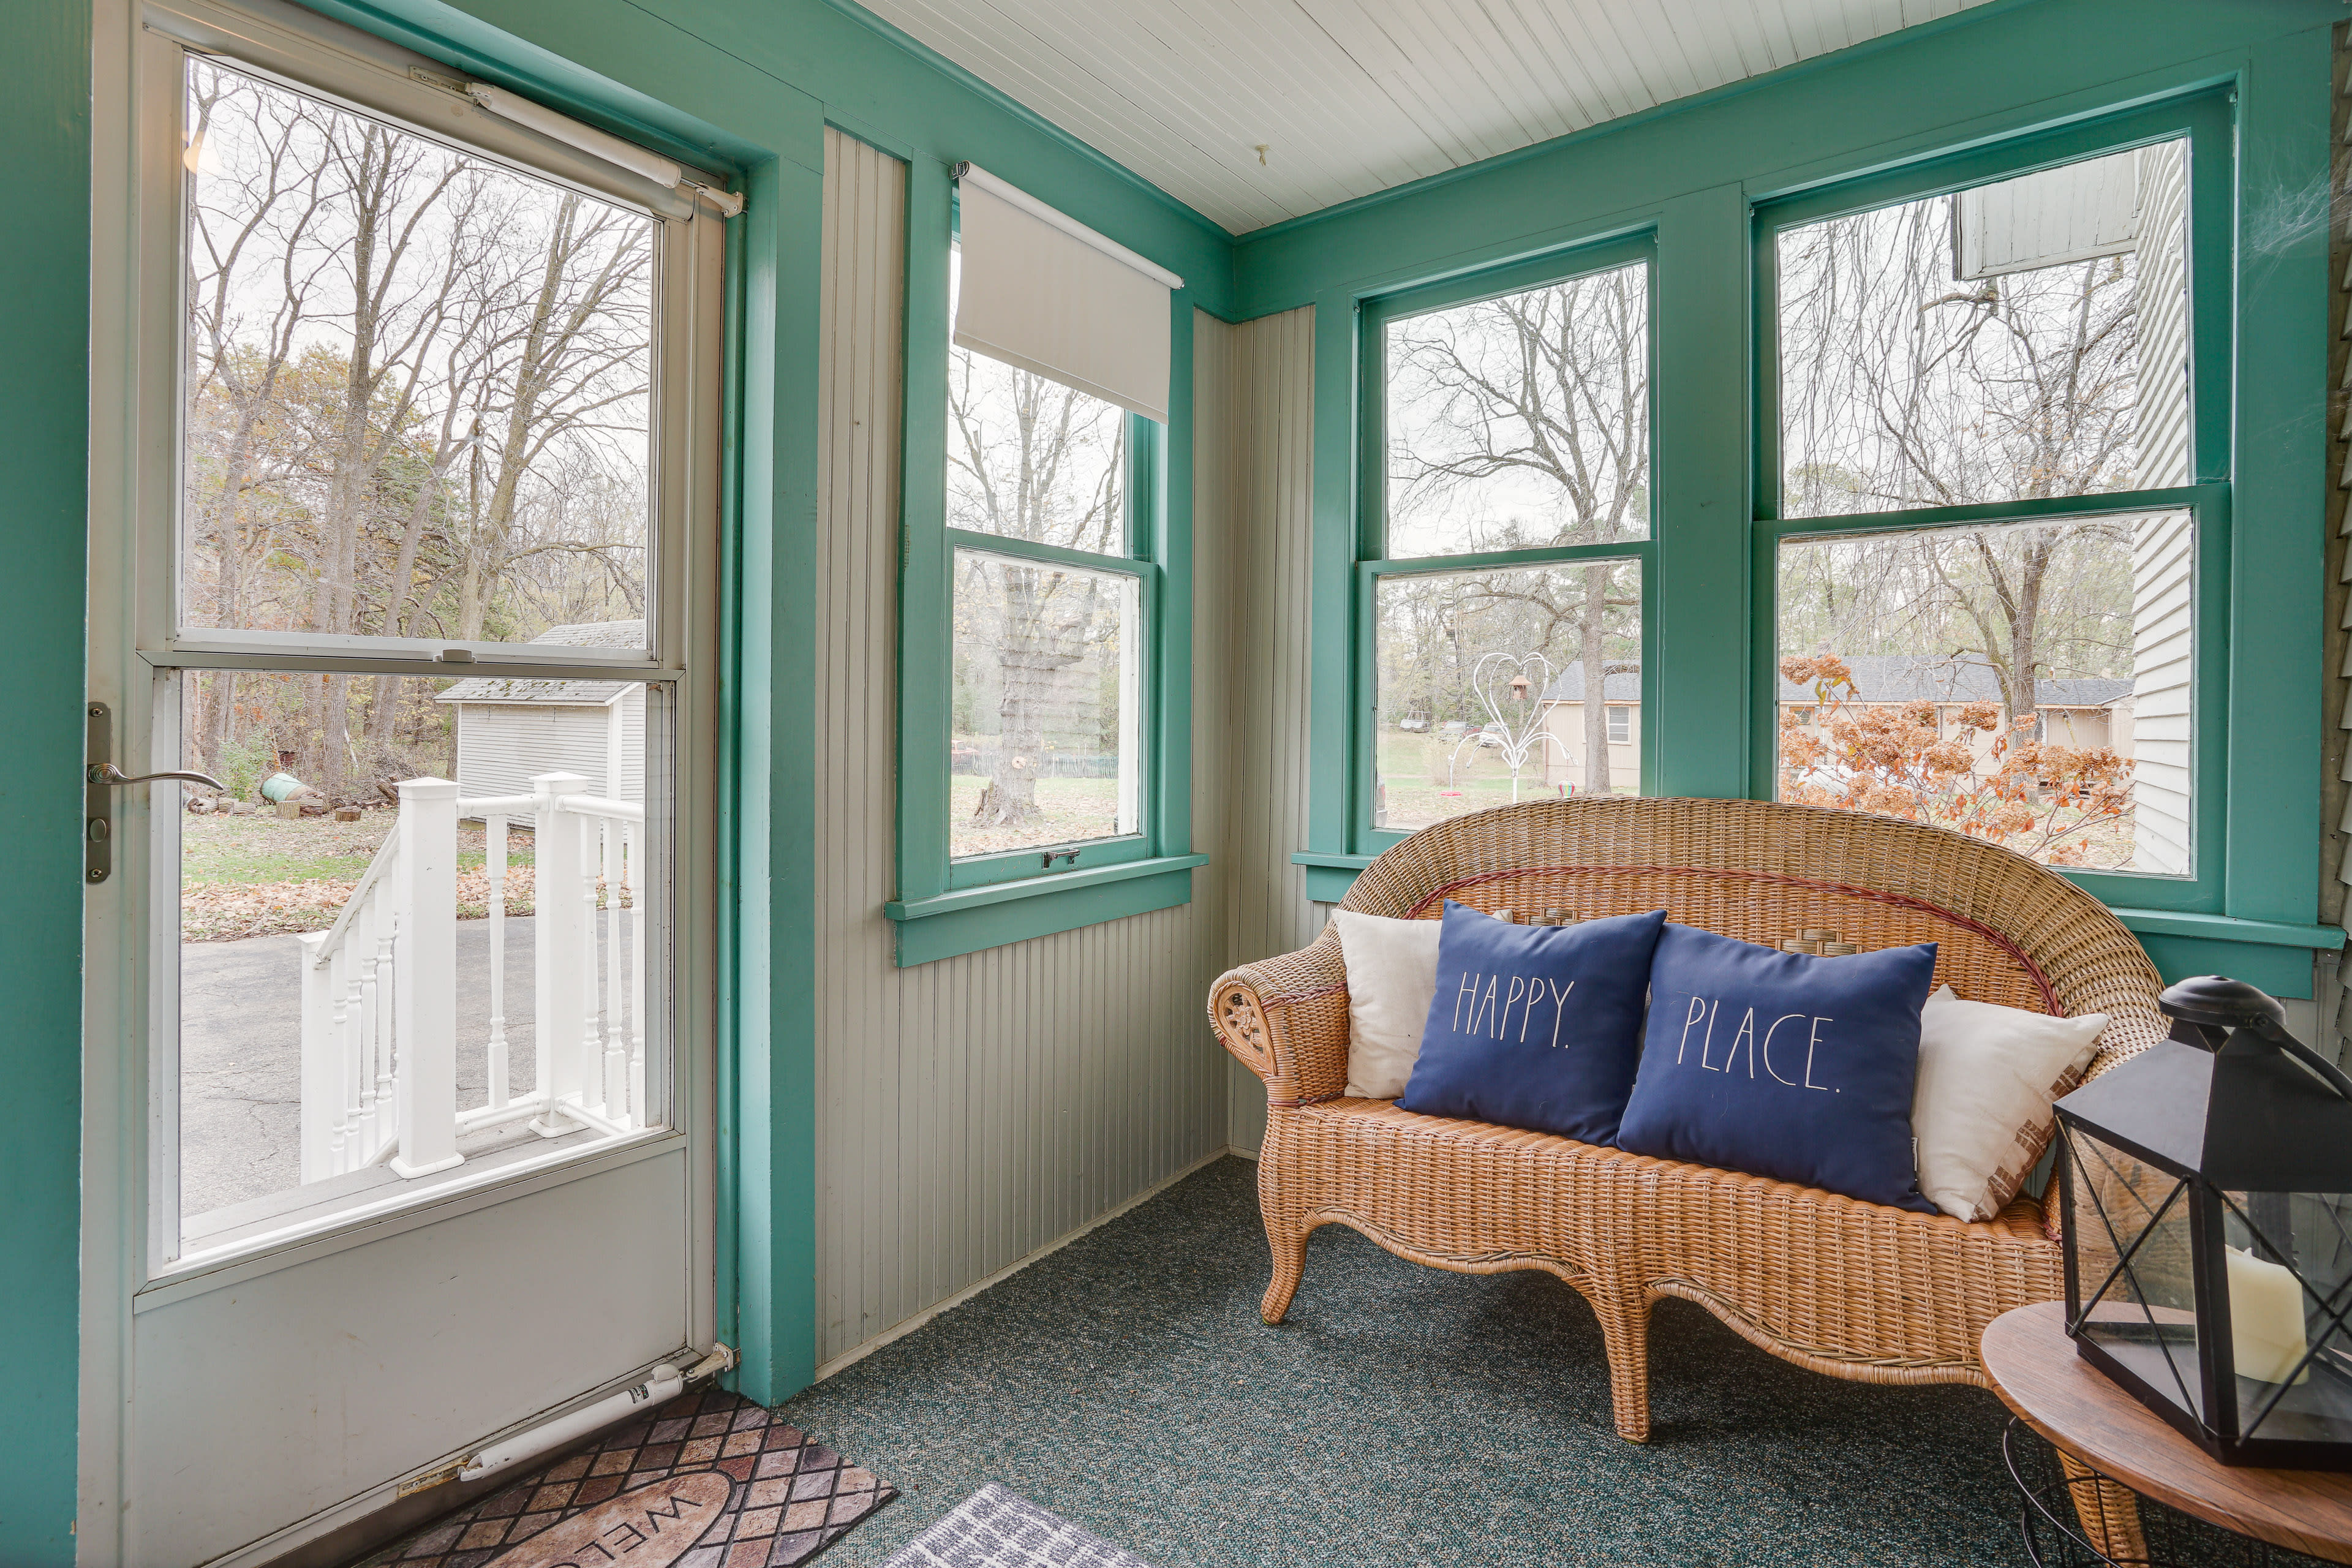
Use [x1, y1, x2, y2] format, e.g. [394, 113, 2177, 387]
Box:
[1040, 849, 1080, 870]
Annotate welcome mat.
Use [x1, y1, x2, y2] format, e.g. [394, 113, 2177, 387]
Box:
[880, 1485, 1154, 1568]
[361, 1389, 892, 1568]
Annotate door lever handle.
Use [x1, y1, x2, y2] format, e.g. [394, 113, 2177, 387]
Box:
[85, 699, 227, 886]
[88, 763, 226, 790]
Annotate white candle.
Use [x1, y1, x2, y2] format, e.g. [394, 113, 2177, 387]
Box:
[2226, 1245, 2310, 1385]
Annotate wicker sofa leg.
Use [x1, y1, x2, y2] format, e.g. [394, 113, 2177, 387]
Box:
[1257, 1195, 1308, 1325]
[1589, 1285, 1657, 1442]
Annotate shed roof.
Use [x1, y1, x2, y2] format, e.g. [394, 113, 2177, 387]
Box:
[1540, 654, 2131, 709]
[435, 619, 646, 707]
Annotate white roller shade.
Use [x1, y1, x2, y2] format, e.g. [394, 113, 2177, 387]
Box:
[952, 164, 1178, 425]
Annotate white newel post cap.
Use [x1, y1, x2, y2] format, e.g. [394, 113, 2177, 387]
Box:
[396, 776, 462, 801]
[531, 771, 590, 795]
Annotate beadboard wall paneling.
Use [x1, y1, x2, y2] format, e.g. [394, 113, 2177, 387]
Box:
[1197, 304, 1319, 1157]
[813, 129, 1227, 1370]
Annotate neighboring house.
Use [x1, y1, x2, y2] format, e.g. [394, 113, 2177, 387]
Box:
[1536, 654, 2136, 794]
[434, 620, 647, 804]
[1533, 663, 1645, 793]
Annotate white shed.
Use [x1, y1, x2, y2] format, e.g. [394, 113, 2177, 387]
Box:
[435, 620, 647, 804]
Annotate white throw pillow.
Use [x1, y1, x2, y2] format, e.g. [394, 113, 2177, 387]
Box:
[1332, 909, 1444, 1099]
[1912, 984, 2109, 1223]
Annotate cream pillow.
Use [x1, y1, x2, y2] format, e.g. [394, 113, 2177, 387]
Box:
[1912, 984, 2109, 1223]
[1331, 910, 1444, 1098]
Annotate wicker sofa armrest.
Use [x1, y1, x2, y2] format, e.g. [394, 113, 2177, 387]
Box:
[1208, 930, 1351, 1107]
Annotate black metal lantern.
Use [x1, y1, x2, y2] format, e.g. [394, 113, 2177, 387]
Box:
[2054, 975, 2352, 1469]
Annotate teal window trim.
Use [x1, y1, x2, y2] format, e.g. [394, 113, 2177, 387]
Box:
[1349, 232, 1660, 859]
[1750, 90, 2234, 914]
[891, 157, 1199, 964]
[1298, 59, 2331, 989]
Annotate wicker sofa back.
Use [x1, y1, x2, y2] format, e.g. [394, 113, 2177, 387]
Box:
[1208, 796, 2167, 1441]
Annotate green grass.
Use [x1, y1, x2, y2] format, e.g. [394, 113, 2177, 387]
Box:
[181, 810, 532, 885]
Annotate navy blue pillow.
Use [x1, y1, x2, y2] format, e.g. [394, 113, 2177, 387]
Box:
[1396, 902, 1667, 1144]
[1615, 924, 1938, 1212]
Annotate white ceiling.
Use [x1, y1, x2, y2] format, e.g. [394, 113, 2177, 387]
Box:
[865, 0, 1992, 235]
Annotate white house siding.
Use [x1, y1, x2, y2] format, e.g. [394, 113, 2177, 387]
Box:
[616, 685, 647, 799]
[1197, 304, 1320, 1159]
[455, 704, 619, 802]
[809, 130, 1229, 1372]
[2128, 139, 2195, 874]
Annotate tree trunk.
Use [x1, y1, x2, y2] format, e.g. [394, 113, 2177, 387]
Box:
[974, 565, 1047, 827]
[1580, 570, 1611, 794]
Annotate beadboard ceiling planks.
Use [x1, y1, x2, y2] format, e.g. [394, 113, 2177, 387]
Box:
[858, 0, 1992, 234]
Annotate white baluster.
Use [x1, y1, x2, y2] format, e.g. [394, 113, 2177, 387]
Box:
[374, 919, 397, 1159]
[579, 811, 606, 1118]
[298, 932, 333, 1183]
[600, 816, 625, 1125]
[626, 820, 645, 1129]
[327, 944, 353, 1175]
[485, 813, 509, 1110]
[347, 900, 374, 1168]
[530, 773, 590, 1136]
[390, 777, 462, 1178]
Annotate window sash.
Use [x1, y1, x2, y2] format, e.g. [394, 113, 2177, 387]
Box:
[1354, 548, 1652, 855]
[1749, 485, 2225, 894]
[144, 0, 717, 679]
[1752, 92, 2233, 525]
[944, 540, 1156, 889]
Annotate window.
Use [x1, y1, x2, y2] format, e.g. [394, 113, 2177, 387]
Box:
[947, 349, 1143, 862]
[143, 32, 722, 1260]
[1360, 241, 1654, 845]
[1765, 129, 2209, 881]
[891, 164, 1199, 963]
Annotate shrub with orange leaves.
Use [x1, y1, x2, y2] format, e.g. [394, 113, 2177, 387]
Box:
[1778, 654, 2133, 867]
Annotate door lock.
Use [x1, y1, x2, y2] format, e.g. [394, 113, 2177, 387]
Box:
[85, 701, 225, 884]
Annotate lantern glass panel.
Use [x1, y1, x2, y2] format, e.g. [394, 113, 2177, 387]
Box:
[2220, 1191, 2352, 1444]
[2069, 1128, 2204, 1422]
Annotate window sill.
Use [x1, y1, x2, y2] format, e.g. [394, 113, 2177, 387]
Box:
[887, 853, 1210, 966]
[1292, 851, 1376, 904]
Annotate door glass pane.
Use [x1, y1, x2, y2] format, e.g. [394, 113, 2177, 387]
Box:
[950, 550, 1139, 859]
[1373, 560, 1642, 832]
[1384, 260, 1649, 559]
[1775, 510, 2189, 873]
[948, 348, 1128, 553]
[1777, 141, 2190, 516]
[174, 666, 668, 1257]
[179, 59, 655, 648]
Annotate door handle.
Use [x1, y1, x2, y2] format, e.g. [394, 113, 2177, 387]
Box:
[85, 701, 224, 885]
[88, 763, 227, 790]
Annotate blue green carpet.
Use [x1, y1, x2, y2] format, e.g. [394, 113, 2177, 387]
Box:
[783, 1155, 2024, 1567]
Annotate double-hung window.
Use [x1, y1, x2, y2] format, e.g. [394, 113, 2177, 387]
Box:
[1355, 237, 1655, 848]
[890, 165, 1201, 965]
[1758, 95, 2228, 892]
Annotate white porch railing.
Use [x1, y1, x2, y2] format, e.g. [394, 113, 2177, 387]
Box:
[297, 771, 649, 1184]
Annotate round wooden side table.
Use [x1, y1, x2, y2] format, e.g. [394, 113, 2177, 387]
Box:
[1981, 1302, 2352, 1566]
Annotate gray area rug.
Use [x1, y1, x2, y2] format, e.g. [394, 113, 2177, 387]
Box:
[880, 1485, 1152, 1568]
[785, 1155, 2027, 1567]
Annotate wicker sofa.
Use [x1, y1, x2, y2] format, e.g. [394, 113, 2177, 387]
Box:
[1207, 796, 2167, 1442]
